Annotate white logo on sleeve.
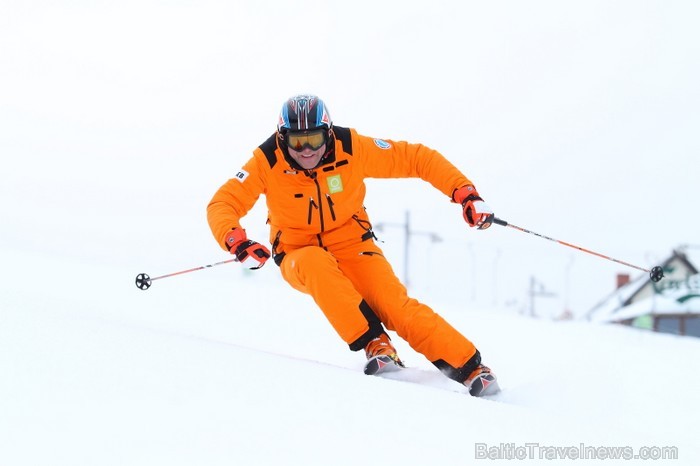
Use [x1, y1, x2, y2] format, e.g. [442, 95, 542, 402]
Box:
[234, 169, 249, 182]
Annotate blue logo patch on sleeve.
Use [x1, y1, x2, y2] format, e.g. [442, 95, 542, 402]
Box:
[373, 139, 392, 150]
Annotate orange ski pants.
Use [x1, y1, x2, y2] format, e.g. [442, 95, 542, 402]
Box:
[279, 239, 478, 374]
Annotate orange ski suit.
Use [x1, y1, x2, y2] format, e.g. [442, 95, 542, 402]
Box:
[208, 126, 482, 381]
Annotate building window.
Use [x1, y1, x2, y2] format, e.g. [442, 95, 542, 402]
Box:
[656, 317, 682, 335]
[683, 316, 700, 337]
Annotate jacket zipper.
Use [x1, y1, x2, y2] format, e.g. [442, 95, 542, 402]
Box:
[304, 171, 327, 248]
[312, 177, 325, 231]
[307, 197, 318, 225]
[325, 194, 336, 221]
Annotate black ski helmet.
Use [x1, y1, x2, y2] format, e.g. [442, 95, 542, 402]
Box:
[277, 94, 332, 134]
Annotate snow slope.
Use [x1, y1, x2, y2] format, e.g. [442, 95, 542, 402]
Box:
[2, 248, 698, 466]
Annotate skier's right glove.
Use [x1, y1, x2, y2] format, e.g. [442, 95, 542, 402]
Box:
[225, 228, 271, 270]
[453, 185, 495, 230]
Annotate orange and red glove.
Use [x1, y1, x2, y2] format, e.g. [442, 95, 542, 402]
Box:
[453, 185, 494, 230]
[225, 228, 271, 269]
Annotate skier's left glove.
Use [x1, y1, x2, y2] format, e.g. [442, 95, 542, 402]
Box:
[453, 185, 494, 230]
[225, 228, 271, 269]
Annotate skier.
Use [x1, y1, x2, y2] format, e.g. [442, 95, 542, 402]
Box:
[207, 94, 499, 396]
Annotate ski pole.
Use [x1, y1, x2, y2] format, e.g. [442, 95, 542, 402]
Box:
[492, 217, 664, 282]
[135, 258, 238, 290]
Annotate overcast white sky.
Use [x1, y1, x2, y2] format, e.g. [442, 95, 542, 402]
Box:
[2, 0, 699, 315]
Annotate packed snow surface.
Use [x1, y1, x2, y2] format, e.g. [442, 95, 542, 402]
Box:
[1, 249, 698, 465]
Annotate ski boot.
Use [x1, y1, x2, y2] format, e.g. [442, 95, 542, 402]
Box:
[464, 364, 500, 396]
[363, 333, 404, 375]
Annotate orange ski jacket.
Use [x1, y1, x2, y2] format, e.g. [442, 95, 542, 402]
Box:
[207, 126, 473, 262]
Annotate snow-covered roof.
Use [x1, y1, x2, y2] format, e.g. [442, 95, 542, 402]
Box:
[607, 293, 700, 322]
[588, 271, 648, 323]
[679, 245, 700, 272]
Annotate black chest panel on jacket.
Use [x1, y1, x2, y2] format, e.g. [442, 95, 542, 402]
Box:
[258, 133, 279, 169]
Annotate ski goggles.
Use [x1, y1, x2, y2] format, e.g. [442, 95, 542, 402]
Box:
[285, 129, 327, 151]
